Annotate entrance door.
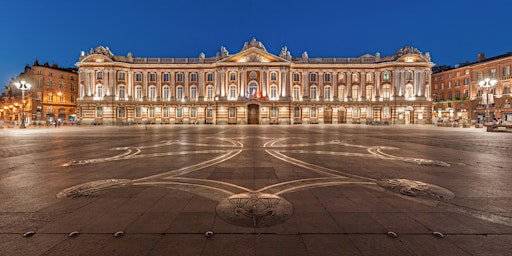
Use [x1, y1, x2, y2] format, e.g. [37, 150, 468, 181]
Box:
[338, 110, 346, 124]
[248, 104, 259, 124]
[324, 107, 332, 124]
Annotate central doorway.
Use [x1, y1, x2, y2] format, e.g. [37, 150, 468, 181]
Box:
[324, 107, 332, 124]
[248, 104, 260, 124]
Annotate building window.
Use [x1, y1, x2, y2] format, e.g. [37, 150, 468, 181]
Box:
[382, 85, 391, 99]
[49, 80, 53, 88]
[229, 85, 236, 99]
[149, 86, 156, 101]
[383, 72, 390, 81]
[174, 107, 181, 118]
[310, 73, 317, 82]
[135, 86, 142, 100]
[311, 107, 317, 118]
[119, 85, 126, 99]
[37, 80, 42, 88]
[477, 72, 483, 80]
[229, 106, 236, 118]
[441, 83, 445, 89]
[119, 72, 125, 81]
[456, 71, 460, 77]
[352, 85, 359, 99]
[163, 73, 169, 82]
[503, 83, 510, 94]
[448, 82, 452, 88]
[49, 72, 53, 77]
[455, 80, 460, 87]
[504, 66, 510, 76]
[230, 72, 236, 81]
[59, 93, 64, 102]
[207, 86, 214, 100]
[270, 72, 277, 81]
[118, 107, 125, 118]
[148, 107, 155, 118]
[249, 82, 258, 98]
[96, 84, 103, 98]
[190, 73, 197, 82]
[383, 107, 390, 118]
[352, 106, 359, 118]
[455, 91, 460, 99]
[71, 95, 75, 103]
[48, 93, 53, 102]
[490, 69, 496, 78]
[270, 85, 278, 99]
[135, 73, 142, 82]
[162, 108, 169, 118]
[310, 86, 317, 99]
[177, 73, 183, 82]
[366, 73, 373, 83]
[149, 73, 156, 82]
[270, 106, 277, 118]
[190, 86, 197, 100]
[96, 106, 103, 117]
[324, 86, 331, 99]
[294, 106, 301, 118]
[406, 71, 413, 81]
[339, 72, 346, 82]
[162, 86, 169, 100]
[464, 90, 469, 98]
[206, 106, 213, 118]
[190, 107, 197, 118]
[59, 82, 65, 90]
[177, 86, 183, 99]
[338, 85, 346, 100]
[324, 73, 331, 82]
[366, 86, 373, 99]
[464, 78, 469, 86]
[135, 107, 142, 118]
[448, 73, 452, 79]
[448, 92, 452, 100]
[207, 73, 213, 82]
[352, 73, 359, 82]
[293, 73, 300, 82]
[293, 86, 300, 100]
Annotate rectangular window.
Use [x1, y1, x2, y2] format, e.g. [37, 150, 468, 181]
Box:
[177, 108, 183, 118]
[448, 82, 452, 88]
[464, 78, 468, 85]
[490, 69, 496, 78]
[119, 72, 125, 81]
[207, 107, 213, 118]
[406, 71, 413, 80]
[447, 92, 452, 100]
[149, 107, 155, 117]
[311, 107, 317, 118]
[37, 92, 42, 101]
[136, 73, 142, 82]
[49, 80, 53, 88]
[177, 73, 183, 82]
[310, 73, 317, 82]
[477, 72, 483, 80]
[504, 66, 510, 76]
[71, 95, 75, 103]
[293, 73, 300, 82]
[96, 106, 103, 117]
[464, 90, 468, 98]
[455, 91, 460, 99]
[149, 73, 156, 82]
[229, 107, 236, 118]
[163, 73, 169, 82]
[455, 80, 460, 87]
[135, 107, 142, 117]
[38, 80, 42, 88]
[270, 72, 277, 81]
[118, 107, 126, 118]
[270, 106, 277, 118]
[324, 73, 331, 82]
[207, 73, 213, 82]
[48, 93, 53, 102]
[190, 107, 197, 118]
[163, 108, 169, 118]
[456, 71, 460, 77]
[190, 73, 197, 82]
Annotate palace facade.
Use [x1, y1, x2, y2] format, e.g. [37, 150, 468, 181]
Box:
[76, 39, 434, 125]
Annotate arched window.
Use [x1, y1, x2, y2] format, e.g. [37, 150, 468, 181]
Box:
[294, 106, 301, 118]
[366, 86, 373, 99]
[366, 73, 373, 83]
[135, 86, 142, 100]
[96, 84, 103, 98]
[176, 86, 183, 99]
[382, 84, 391, 99]
[352, 73, 359, 82]
[229, 85, 236, 99]
[230, 72, 236, 81]
[190, 86, 197, 100]
[293, 86, 300, 100]
[324, 86, 331, 100]
[249, 82, 258, 98]
[338, 85, 346, 100]
[310, 86, 317, 100]
[162, 86, 170, 100]
[149, 86, 156, 101]
[352, 85, 359, 99]
[118, 85, 126, 100]
[405, 84, 414, 99]
[207, 85, 214, 100]
[270, 84, 278, 99]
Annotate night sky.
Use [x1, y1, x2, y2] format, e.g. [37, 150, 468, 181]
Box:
[1, 0, 511, 86]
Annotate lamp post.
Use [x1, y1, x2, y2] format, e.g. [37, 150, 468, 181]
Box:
[14, 80, 32, 128]
[478, 78, 497, 124]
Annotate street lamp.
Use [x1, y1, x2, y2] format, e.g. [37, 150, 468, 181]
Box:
[478, 78, 497, 124]
[14, 80, 32, 128]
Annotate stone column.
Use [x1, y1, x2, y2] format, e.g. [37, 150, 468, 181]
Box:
[333, 71, 338, 100]
[347, 71, 352, 99]
[319, 71, 324, 100]
[375, 71, 381, 98]
[128, 70, 133, 98]
[303, 71, 309, 98]
[170, 71, 175, 99]
[198, 70, 204, 99]
[262, 68, 268, 97]
[361, 71, 366, 99]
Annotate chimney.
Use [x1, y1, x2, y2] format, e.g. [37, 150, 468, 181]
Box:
[478, 53, 485, 62]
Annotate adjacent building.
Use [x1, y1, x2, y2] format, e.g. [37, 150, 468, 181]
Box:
[8, 61, 79, 125]
[76, 39, 434, 125]
[432, 53, 512, 123]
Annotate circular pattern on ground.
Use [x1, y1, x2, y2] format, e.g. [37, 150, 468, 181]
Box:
[377, 178, 455, 200]
[216, 192, 294, 228]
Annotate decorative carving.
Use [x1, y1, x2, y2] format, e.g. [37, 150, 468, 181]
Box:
[242, 37, 267, 52]
[88, 46, 114, 57]
[396, 45, 422, 56]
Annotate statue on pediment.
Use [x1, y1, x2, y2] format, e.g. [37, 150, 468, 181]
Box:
[242, 37, 267, 52]
[397, 45, 421, 56]
[88, 46, 114, 57]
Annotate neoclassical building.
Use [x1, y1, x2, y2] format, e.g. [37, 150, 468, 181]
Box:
[76, 39, 433, 125]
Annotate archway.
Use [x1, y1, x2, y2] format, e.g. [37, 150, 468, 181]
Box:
[248, 104, 259, 124]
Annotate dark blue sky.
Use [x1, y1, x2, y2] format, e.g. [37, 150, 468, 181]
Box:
[1, 0, 511, 86]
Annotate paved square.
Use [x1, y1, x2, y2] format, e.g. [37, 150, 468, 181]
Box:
[1, 125, 511, 255]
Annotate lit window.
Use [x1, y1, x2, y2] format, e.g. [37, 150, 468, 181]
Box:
[135, 86, 142, 100]
[149, 86, 156, 101]
[177, 86, 183, 99]
[293, 86, 300, 100]
[310, 86, 317, 99]
[229, 85, 236, 99]
[190, 86, 197, 100]
[324, 86, 331, 99]
[270, 85, 277, 99]
[163, 86, 169, 100]
[311, 107, 317, 118]
[207, 86, 214, 100]
[382, 72, 390, 81]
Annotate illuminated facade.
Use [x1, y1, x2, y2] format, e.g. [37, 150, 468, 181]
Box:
[76, 39, 433, 125]
[432, 52, 512, 123]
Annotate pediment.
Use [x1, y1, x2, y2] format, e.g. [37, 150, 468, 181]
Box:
[80, 54, 114, 63]
[219, 48, 289, 63]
